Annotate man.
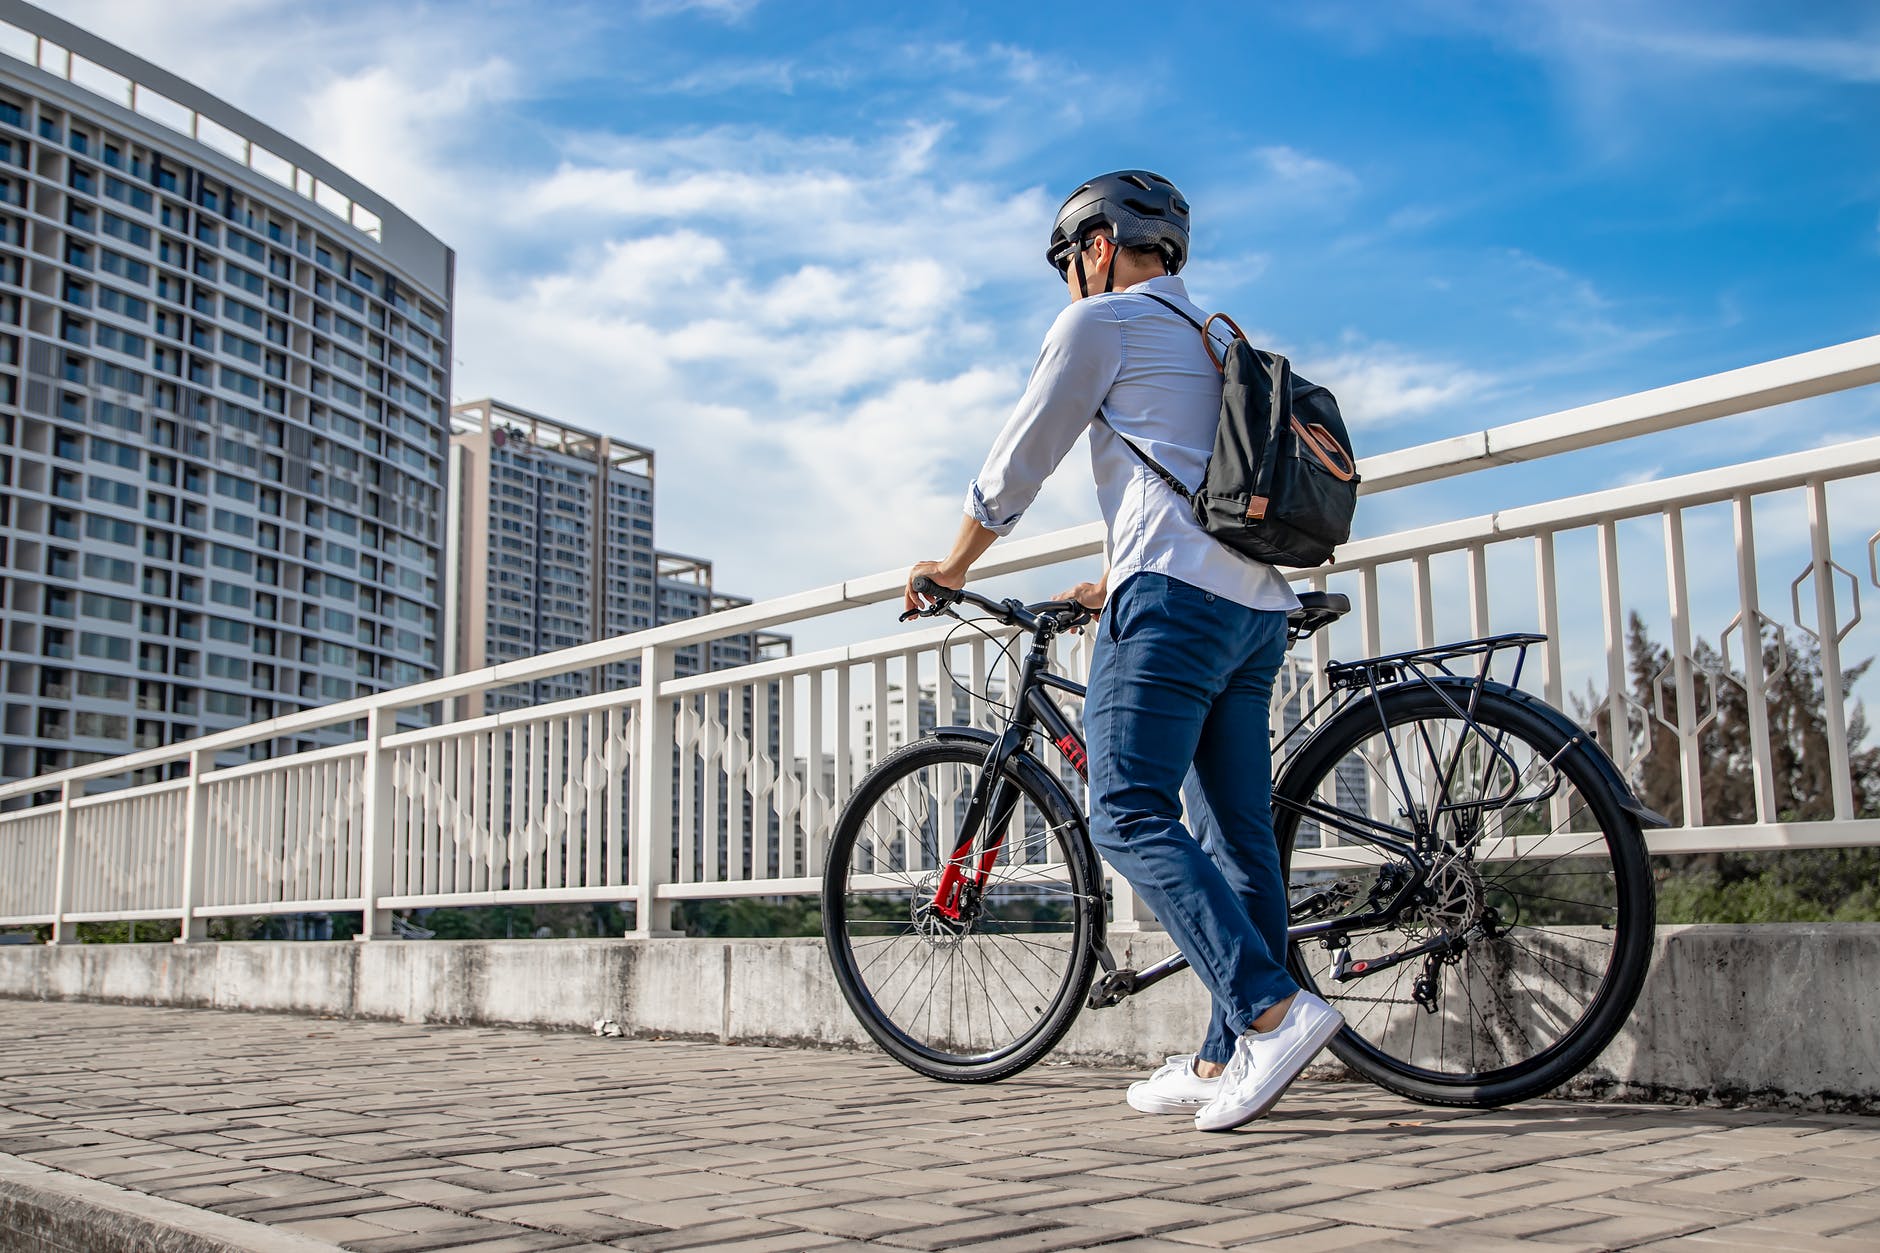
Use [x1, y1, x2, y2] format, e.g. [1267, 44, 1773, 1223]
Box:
[903, 170, 1342, 1132]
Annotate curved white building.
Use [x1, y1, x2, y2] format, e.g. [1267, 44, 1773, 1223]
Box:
[0, 0, 453, 787]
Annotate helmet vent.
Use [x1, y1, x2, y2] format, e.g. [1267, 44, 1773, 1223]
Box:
[1120, 173, 1152, 191]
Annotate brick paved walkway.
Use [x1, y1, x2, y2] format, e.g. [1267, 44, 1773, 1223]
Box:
[0, 1001, 1876, 1252]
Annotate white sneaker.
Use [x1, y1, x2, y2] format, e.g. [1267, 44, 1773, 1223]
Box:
[1125, 1054, 1223, 1114]
[1194, 992, 1343, 1132]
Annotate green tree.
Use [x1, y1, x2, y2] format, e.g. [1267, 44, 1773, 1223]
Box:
[1578, 614, 1880, 922]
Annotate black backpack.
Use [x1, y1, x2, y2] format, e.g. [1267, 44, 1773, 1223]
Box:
[1105, 294, 1360, 567]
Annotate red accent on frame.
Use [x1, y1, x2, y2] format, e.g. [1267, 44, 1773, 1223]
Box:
[931, 862, 968, 920]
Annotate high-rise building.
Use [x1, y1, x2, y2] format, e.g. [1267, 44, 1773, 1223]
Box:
[0, 2, 453, 791]
[654, 552, 785, 677]
[446, 401, 787, 715]
[446, 399, 654, 712]
[447, 400, 790, 883]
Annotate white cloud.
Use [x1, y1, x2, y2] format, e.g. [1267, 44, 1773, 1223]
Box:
[1255, 145, 1362, 200]
[1309, 341, 1497, 428]
[1609, 464, 1664, 489]
[639, 0, 764, 22]
[1541, 6, 1880, 85]
[32, 0, 1666, 610]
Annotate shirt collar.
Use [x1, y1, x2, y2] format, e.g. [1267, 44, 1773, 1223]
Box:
[1124, 273, 1189, 300]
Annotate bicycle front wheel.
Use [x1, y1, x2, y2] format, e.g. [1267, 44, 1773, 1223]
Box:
[1273, 683, 1655, 1107]
[821, 738, 1103, 1083]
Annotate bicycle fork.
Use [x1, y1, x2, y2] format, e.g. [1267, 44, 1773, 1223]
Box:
[926, 728, 1029, 924]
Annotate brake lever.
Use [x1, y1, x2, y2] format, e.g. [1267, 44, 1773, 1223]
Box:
[899, 602, 960, 624]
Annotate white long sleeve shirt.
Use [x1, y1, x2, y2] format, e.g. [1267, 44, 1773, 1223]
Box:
[965, 274, 1300, 613]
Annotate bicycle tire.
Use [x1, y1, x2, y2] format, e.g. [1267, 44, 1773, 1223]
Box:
[1273, 682, 1655, 1107]
[822, 737, 1103, 1083]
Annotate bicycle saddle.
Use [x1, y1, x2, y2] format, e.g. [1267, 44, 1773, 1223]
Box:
[1287, 591, 1350, 637]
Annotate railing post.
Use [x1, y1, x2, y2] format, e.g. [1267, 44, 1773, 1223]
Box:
[1806, 479, 1856, 820]
[354, 706, 397, 941]
[629, 644, 681, 938]
[48, 778, 82, 945]
[174, 748, 210, 943]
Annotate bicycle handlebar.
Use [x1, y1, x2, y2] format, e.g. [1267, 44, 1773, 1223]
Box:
[903, 575, 1094, 636]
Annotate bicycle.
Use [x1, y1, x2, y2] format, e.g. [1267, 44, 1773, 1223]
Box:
[820, 576, 1662, 1108]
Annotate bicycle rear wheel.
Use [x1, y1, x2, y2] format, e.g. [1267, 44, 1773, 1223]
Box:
[821, 738, 1103, 1083]
[1273, 683, 1655, 1107]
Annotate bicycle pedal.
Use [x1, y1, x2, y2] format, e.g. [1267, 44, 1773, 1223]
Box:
[1086, 968, 1139, 1010]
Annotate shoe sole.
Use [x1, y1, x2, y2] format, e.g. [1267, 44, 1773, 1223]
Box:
[1126, 1089, 1216, 1115]
[1194, 1010, 1344, 1132]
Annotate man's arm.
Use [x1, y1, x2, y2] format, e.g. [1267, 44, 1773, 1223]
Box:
[905, 305, 1122, 611]
[964, 303, 1122, 537]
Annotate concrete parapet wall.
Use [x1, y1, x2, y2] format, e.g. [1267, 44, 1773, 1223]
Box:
[0, 924, 1874, 1111]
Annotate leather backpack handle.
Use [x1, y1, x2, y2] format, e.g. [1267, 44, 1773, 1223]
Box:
[1293, 419, 1357, 481]
[1201, 312, 1248, 372]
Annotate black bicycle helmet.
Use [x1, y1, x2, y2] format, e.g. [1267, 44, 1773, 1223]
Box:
[1046, 169, 1191, 279]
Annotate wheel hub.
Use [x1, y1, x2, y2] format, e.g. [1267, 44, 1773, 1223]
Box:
[911, 871, 974, 947]
[1408, 855, 1485, 938]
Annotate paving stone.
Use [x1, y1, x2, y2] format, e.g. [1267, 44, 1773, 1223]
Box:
[606, 1217, 802, 1251]
[1156, 1209, 1335, 1246]
[779, 1204, 925, 1239]
[1207, 1227, 1381, 1252]
[353, 1218, 566, 1252]
[1539, 1212, 1715, 1246]
[468, 1200, 658, 1240]
[276, 1213, 408, 1242]
[942, 1224, 1136, 1252]
[1079, 1195, 1227, 1232]
[872, 1212, 1057, 1250]
[1745, 1200, 1880, 1237]
[1631, 1224, 1880, 1252]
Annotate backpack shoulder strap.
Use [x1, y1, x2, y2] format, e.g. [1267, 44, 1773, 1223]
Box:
[1137, 290, 1204, 332]
[1099, 405, 1195, 503]
[1095, 291, 1244, 504]
[1138, 292, 1240, 369]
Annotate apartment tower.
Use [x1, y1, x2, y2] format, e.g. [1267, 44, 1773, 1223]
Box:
[0, 1, 454, 790]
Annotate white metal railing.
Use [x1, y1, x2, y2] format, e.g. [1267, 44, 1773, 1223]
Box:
[1, 334, 1877, 941]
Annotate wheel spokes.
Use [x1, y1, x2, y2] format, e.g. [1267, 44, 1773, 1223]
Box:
[1289, 711, 1627, 1083]
[837, 757, 1084, 1063]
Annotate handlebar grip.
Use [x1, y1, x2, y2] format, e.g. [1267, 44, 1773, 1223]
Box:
[912, 575, 938, 596]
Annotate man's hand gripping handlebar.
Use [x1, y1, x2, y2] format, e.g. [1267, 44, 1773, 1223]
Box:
[901, 575, 1095, 637]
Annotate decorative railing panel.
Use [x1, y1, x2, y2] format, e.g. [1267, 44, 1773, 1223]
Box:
[200, 749, 364, 913]
[66, 783, 186, 917]
[0, 811, 60, 924]
[379, 702, 638, 907]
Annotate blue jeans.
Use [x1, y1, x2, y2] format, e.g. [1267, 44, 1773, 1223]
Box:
[1085, 573, 1297, 1064]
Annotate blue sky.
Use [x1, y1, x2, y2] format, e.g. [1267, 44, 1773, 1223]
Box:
[35, 0, 1880, 607]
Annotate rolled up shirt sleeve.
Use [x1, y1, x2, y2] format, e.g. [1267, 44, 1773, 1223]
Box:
[965, 301, 1123, 535]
